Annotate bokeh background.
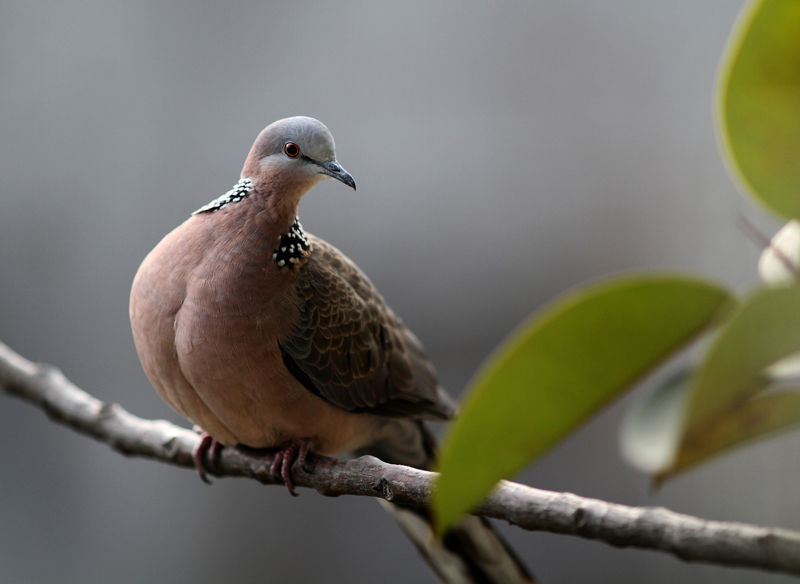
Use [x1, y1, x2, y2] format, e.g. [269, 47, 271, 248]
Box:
[0, 1, 793, 582]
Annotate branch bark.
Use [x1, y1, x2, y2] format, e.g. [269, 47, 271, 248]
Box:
[2, 339, 800, 577]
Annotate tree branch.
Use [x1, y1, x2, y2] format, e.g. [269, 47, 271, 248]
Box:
[2, 339, 800, 577]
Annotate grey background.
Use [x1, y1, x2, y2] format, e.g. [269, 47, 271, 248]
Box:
[0, 1, 793, 583]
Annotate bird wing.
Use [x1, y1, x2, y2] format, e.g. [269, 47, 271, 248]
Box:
[279, 235, 455, 421]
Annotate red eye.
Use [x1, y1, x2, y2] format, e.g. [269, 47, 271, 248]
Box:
[284, 142, 300, 157]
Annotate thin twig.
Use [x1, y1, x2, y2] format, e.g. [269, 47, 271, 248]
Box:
[2, 339, 800, 577]
[737, 212, 798, 276]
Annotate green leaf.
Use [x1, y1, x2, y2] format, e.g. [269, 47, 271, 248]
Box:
[718, 0, 800, 218]
[685, 284, 800, 433]
[665, 390, 800, 481]
[432, 275, 733, 533]
[622, 285, 800, 482]
[621, 371, 800, 481]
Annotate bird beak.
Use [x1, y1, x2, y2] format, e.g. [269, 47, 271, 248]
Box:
[320, 161, 356, 191]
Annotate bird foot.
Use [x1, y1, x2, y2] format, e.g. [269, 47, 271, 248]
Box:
[269, 439, 311, 496]
[192, 426, 223, 485]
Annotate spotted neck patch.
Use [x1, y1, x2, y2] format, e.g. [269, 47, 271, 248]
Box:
[273, 217, 312, 269]
[192, 177, 254, 215]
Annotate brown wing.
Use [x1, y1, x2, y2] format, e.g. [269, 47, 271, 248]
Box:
[279, 235, 454, 421]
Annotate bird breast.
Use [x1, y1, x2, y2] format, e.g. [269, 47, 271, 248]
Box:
[131, 213, 378, 453]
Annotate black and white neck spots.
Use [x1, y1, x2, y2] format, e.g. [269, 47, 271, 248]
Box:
[274, 217, 312, 269]
[192, 177, 254, 215]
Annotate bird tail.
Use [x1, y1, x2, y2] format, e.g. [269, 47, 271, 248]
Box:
[356, 421, 537, 584]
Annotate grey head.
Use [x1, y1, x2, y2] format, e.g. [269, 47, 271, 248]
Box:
[242, 116, 356, 191]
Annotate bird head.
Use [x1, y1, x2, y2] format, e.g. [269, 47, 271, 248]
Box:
[242, 116, 356, 194]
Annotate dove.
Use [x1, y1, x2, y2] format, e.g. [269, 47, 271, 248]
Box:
[130, 116, 535, 584]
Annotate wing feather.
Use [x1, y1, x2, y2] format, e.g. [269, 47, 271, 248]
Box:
[279, 235, 454, 420]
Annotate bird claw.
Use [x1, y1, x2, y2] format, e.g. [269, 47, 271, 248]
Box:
[270, 439, 311, 496]
[192, 426, 223, 485]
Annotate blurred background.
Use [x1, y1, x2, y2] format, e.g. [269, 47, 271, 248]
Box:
[0, 1, 792, 582]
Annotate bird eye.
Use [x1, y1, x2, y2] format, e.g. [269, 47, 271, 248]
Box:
[284, 142, 300, 157]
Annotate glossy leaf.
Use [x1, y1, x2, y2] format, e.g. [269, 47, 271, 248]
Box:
[717, 0, 800, 218]
[432, 275, 733, 533]
[620, 370, 692, 475]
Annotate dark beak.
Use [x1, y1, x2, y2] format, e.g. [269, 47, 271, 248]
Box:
[320, 161, 356, 191]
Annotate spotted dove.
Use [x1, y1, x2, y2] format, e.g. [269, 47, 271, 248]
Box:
[129, 116, 535, 584]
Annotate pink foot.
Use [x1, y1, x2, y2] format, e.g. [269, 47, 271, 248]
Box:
[270, 439, 311, 496]
[192, 426, 223, 485]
